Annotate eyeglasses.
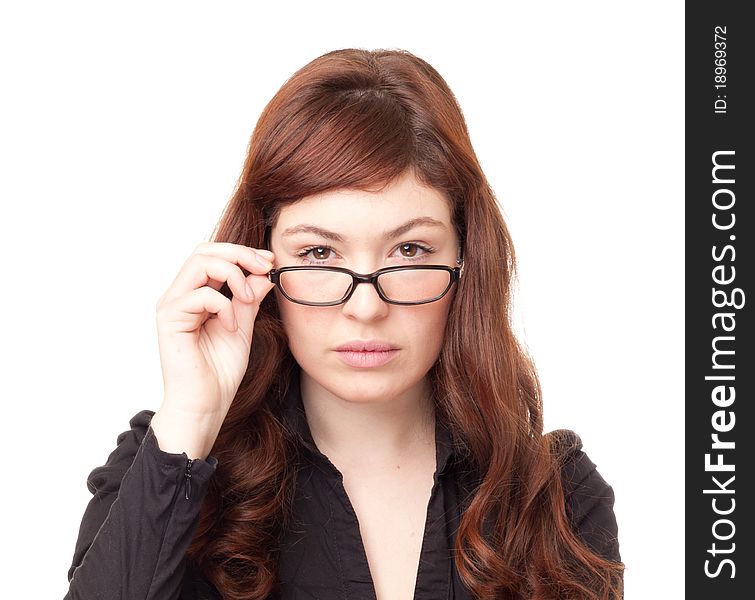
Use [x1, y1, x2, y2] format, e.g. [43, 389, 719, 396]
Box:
[267, 261, 464, 306]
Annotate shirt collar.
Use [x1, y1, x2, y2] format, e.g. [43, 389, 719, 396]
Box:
[280, 362, 457, 478]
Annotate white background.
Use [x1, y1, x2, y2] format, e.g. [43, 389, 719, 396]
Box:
[0, 1, 683, 597]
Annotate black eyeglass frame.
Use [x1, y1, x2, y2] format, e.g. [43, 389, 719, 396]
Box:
[267, 261, 465, 307]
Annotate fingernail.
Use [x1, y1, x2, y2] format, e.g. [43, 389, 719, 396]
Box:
[255, 254, 273, 270]
[256, 249, 274, 259]
[246, 282, 255, 301]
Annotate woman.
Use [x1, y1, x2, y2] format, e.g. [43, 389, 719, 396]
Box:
[66, 48, 623, 599]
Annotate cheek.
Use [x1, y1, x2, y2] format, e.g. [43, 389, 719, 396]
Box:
[407, 299, 453, 348]
[276, 295, 327, 348]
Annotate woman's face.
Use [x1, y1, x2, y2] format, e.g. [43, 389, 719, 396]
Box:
[268, 170, 460, 406]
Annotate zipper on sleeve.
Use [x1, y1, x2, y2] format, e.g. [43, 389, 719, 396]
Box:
[184, 458, 194, 500]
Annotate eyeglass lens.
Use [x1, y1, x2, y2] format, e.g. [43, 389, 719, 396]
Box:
[278, 268, 452, 304]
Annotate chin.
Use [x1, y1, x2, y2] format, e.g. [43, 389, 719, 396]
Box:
[332, 370, 408, 401]
[301, 361, 416, 403]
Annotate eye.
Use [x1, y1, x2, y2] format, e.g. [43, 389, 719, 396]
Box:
[395, 242, 434, 260]
[296, 245, 336, 263]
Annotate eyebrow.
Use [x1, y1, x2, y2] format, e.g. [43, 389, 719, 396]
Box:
[280, 217, 447, 242]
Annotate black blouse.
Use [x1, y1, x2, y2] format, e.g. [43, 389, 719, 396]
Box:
[65, 365, 620, 599]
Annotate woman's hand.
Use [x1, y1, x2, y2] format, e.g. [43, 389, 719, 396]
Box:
[150, 242, 276, 458]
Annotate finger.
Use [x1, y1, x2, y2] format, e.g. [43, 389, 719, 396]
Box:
[193, 242, 275, 274]
[162, 253, 269, 306]
[190, 241, 274, 292]
[159, 286, 237, 334]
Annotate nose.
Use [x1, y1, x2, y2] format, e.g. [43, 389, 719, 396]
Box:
[340, 278, 389, 321]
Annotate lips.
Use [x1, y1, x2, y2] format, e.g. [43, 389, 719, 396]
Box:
[334, 340, 401, 368]
[334, 340, 400, 352]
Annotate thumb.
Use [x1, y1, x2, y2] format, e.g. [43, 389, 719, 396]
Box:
[233, 274, 277, 340]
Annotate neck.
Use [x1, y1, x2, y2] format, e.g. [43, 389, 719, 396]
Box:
[299, 371, 436, 470]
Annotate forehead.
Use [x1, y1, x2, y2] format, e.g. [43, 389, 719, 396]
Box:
[271, 172, 454, 242]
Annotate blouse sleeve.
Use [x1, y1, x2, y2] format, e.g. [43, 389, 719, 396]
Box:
[552, 429, 622, 563]
[64, 410, 218, 600]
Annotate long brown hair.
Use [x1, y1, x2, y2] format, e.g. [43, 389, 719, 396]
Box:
[186, 48, 624, 599]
